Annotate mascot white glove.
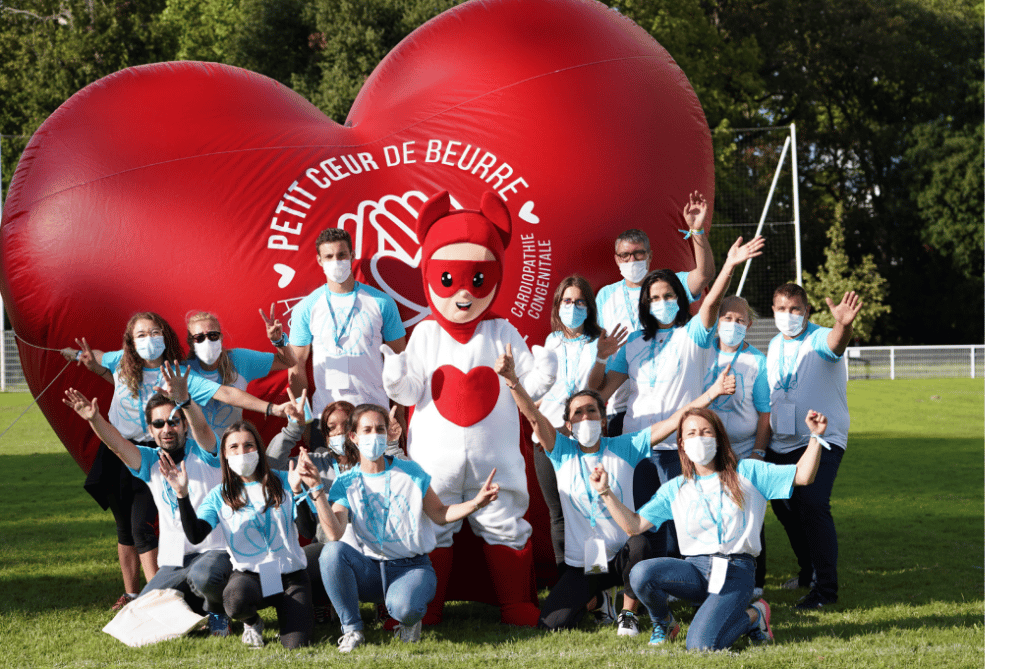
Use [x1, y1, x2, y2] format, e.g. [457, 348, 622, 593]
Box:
[521, 344, 558, 400]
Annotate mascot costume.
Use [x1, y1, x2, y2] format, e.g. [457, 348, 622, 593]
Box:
[381, 190, 556, 626]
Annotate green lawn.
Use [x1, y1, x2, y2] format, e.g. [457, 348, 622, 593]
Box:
[0, 379, 983, 667]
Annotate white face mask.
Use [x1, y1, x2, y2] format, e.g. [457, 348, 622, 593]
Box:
[649, 298, 679, 325]
[322, 258, 352, 284]
[327, 435, 347, 456]
[135, 335, 166, 361]
[193, 339, 222, 366]
[618, 259, 649, 284]
[718, 322, 747, 348]
[227, 451, 259, 477]
[572, 419, 602, 448]
[683, 436, 717, 466]
[357, 433, 387, 461]
[774, 311, 806, 337]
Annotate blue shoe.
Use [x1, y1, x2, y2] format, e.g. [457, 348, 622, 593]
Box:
[648, 616, 679, 646]
[208, 613, 231, 637]
[748, 599, 773, 644]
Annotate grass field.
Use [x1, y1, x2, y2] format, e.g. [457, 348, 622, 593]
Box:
[0, 379, 983, 667]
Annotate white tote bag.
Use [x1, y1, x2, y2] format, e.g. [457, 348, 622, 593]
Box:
[102, 589, 209, 647]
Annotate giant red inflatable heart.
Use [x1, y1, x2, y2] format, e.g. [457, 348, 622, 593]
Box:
[0, 0, 712, 587]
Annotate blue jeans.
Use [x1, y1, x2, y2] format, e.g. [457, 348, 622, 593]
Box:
[630, 555, 756, 650]
[140, 549, 232, 615]
[320, 542, 436, 633]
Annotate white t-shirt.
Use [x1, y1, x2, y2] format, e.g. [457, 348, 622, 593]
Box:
[328, 458, 436, 561]
[197, 470, 307, 574]
[767, 323, 850, 454]
[638, 459, 797, 557]
[185, 349, 275, 439]
[130, 439, 226, 566]
[101, 350, 221, 442]
[700, 340, 770, 459]
[547, 429, 651, 567]
[607, 317, 713, 439]
[536, 332, 599, 439]
[288, 282, 405, 415]
[595, 271, 696, 415]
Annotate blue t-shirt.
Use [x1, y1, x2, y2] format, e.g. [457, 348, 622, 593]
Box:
[185, 348, 275, 438]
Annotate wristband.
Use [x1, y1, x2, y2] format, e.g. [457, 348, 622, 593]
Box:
[265, 403, 274, 417]
[811, 435, 831, 451]
[596, 356, 609, 365]
[76, 350, 83, 361]
[597, 487, 612, 496]
[387, 439, 400, 446]
[507, 380, 519, 390]
[679, 228, 705, 239]
[309, 483, 323, 494]
[271, 332, 289, 347]
[752, 449, 766, 457]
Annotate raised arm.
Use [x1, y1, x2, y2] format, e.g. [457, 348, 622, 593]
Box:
[698, 235, 765, 329]
[261, 304, 298, 371]
[287, 344, 311, 400]
[794, 410, 827, 486]
[825, 291, 863, 356]
[682, 191, 715, 298]
[649, 363, 737, 445]
[157, 361, 217, 453]
[161, 451, 215, 545]
[63, 388, 141, 470]
[591, 464, 653, 536]
[211, 384, 288, 418]
[423, 468, 500, 525]
[585, 325, 628, 401]
[495, 343, 558, 451]
[61, 337, 113, 384]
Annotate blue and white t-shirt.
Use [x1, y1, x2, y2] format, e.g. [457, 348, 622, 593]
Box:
[536, 332, 600, 438]
[700, 340, 770, 459]
[101, 351, 221, 442]
[129, 439, 226, 566]
[607, 317, 713, 438]
[328, 458, 436, 561]
[185, 349, 274, 439]
[767, 323, 850, 454]
[289, 282, 405, 415]
[595, 271, 696, 415]
[197, 470, 307, 574]
[638, 459, 796, 557]
[548, 429, 651, 567]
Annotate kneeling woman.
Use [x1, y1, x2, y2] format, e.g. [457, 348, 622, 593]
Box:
[316, 404, 500, 653]
[592, 407, 827, 649]
[165, 420, 321, 649]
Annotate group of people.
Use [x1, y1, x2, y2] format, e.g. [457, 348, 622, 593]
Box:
[60, 189, 862, 653]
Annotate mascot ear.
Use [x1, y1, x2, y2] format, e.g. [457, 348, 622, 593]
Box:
[417, 190, 452, 241]
[480, 191, 512, 249]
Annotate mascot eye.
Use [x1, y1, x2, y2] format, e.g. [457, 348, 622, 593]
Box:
[473, 272, 485, 288]
[441, 272, 453, 287]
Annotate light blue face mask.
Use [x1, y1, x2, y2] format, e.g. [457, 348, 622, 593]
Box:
[135, 335, 166, 361]
[358, 433, 387, 461]
[718, 321, 747, 348]
[559, 303, 587, 330]
[649, 299, 679, 325]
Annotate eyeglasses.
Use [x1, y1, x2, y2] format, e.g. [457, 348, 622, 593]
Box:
[190, 331, 222, 343]
[561, 298, 588, 308]
[150, 417, 181, 429]
[135, 329, 163, 338]
[615, 249, 649, 262]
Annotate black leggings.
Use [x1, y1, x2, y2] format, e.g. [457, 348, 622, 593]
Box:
[89, 445, 158, 552]
[222, 569, 312, 649]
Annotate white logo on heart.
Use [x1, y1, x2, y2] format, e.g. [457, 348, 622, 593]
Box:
[273, 264, 296, 288]
[519, 201, 540, 224]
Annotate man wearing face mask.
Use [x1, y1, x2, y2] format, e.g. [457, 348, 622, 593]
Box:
[63, 365, 234, 636]
[766, 283, 862, 609]
[594, 191, 714, 436]
[288, 228, 407, 451]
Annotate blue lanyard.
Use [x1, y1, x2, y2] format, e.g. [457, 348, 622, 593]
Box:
[644, 331, 673, 388]
[246, 488, 277, 555]
[559, 333, 588, 397]
[709, 341, 744, 409]
[325, 283, 361, 349]
[358, 466, 391, 553]
[694, 477, 725, 546]
[619, 283, 640, 331]
[575, 443, 605, 529]
[778, 336, 803, 392]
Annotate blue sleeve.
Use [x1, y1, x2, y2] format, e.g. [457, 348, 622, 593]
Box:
[396, 459, 431, 497]
[684, 314, 714, 348]
[737, 459, 796, 500]
[288, 291, 317, 347]
[186, 373, 221, 406]
[128, 445, 160, 482]
[675, 270, 697, 304]
[328, 472, 353, 508]
[637, 479, 679, 531]
[196, 488, 223, 528]
[379, 294, 406, 342]
[609, 428, 651, 467]
[810, 325, 841, 362]
[546, 432, 575, 471]
[594, 285, 612, 329]
[752, 354, 770, 413]
[191, 439, 220, 465]
[229, 349, 275, 383]
[101, 350, 123, 373]
[608, 333, 641, 374]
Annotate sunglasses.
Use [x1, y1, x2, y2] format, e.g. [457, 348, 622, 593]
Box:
[189, 331, 222, 344]
[150, 417, 182, 429]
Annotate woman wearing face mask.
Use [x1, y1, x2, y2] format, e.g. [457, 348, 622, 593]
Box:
[165, 419, 322, 649]
[588, 237, 764, 557]
[62, 312, 297, 610]
[498, 346, 735, 634]
[591, 407, 828, 649]
[183, 309, 297, 439]
[315, 404, 500, 653]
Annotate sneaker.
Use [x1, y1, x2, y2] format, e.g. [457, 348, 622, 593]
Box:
[648, 617, 680, 646]
[750, 587, 764, 601]
[314, 605, 333, 624]
[394, 620, 422, 643]
[795, 590, 835, 610]
[337, 630, 365, 653]
[241, 617, 264, 648]
[593, 588, 616, 625]
[782, 576, 810, 590]
[616, 610, 640, 637]
[748, 599, 773, 644]
[208, 613, 231, 637]
[111, 592, 137, 611]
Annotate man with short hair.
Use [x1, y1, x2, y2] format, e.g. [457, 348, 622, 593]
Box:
[765, 283, 862, 609]
[594, 192, 714, 435]
[64, 364, 234, 635]
[288, 228, 407, 450]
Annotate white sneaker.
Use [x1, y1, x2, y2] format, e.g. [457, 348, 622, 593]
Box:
[394, 620, 422, 643]
[593, 588, 617, 625]
[241, 617, 264, 649]
[616, 610, 640, 637]
[337, 630, 365, 653]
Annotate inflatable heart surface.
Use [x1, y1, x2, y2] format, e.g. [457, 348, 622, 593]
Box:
[0, 0, 713, 479]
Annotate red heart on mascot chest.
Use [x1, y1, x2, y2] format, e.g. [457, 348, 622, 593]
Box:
[0, 0, 713, 473]
[430, 365, 501, 427]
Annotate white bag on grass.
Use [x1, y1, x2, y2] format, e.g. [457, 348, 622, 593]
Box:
[102, 588, 208, 647]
